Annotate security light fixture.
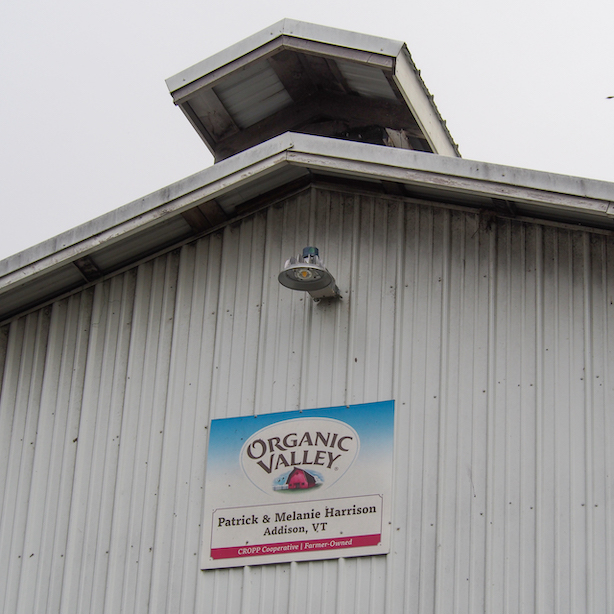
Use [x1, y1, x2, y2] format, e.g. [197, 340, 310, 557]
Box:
[278, 247, 341, 300]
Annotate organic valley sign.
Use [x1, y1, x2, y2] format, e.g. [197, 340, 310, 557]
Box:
[241, 418, 359, 492]
[201, 401, 394, 569]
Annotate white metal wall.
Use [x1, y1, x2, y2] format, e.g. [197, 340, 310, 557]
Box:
[0, 187, 612, 613]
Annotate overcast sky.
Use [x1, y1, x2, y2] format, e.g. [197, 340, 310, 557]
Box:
[1, 0, 613, 261]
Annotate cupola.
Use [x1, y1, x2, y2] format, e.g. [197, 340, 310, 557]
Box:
[166, 19, 460, 162]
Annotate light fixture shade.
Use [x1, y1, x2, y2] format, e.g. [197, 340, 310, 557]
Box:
[278, 247, 340, 299]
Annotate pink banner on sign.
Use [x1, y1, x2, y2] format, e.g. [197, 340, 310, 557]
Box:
[211, 534, 381, 560]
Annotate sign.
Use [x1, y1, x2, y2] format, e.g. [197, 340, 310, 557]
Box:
[201, 400, 394, 569]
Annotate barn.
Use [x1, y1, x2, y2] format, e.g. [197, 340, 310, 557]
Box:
[1, 19, 612, 613]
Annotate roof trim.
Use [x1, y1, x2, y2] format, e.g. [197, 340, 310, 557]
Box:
[394, 46, 459, 157]
[165, 19, 404, 93]
[0, 136, 293, 280]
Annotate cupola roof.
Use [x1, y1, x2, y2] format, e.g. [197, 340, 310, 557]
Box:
[166, 19, 460, 161]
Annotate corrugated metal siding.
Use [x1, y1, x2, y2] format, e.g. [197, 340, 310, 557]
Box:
[1, 188, 613, 613]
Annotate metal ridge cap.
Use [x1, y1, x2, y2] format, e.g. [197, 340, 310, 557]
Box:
[165, 19, 404, 93]
[0, 134, 298, 282]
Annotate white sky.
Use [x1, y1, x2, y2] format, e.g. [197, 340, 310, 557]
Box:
[1, 0, 613, 261]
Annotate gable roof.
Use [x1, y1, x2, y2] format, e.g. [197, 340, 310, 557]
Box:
[1, 132, 613, 323]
